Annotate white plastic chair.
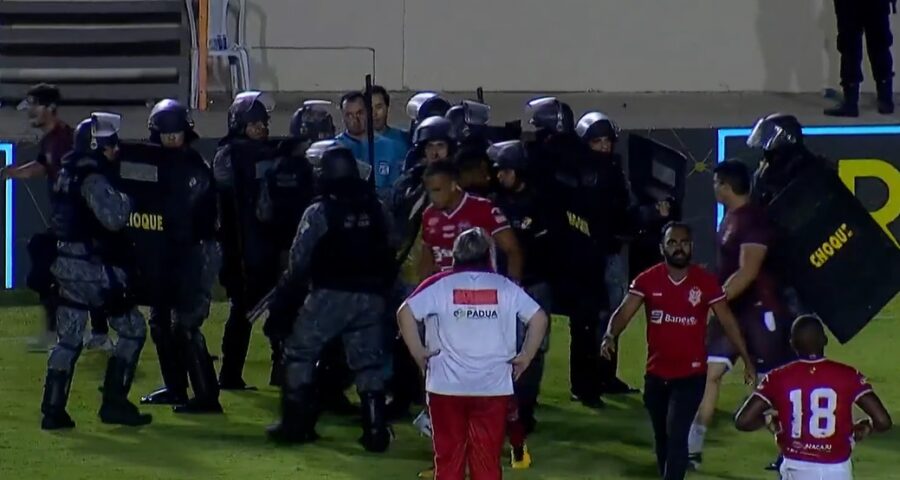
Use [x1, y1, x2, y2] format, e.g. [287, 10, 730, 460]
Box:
[207, 0, 252, 96]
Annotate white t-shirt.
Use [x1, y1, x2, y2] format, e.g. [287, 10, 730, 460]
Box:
[401, 270, 541, 397]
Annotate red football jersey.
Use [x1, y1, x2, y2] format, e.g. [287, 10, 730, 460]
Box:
[421, 193, 510, 271]
[629, 263, 726, 379]
[755, 358, 873, 464]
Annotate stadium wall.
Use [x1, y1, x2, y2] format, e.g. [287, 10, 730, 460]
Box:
[227, 0, 895, 93]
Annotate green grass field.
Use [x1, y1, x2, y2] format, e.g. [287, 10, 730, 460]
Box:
[1, 297, 898, 480]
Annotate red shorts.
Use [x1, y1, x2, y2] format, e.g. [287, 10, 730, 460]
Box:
[428, 393, 511, 480]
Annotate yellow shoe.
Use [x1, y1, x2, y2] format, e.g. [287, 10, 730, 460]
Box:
[417, 466, 434, 479]
[511, 444, 532, 470]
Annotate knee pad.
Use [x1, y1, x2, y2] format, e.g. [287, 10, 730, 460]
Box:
[283, 355, 316, 389]
[48, 341, 83, 372]
[174, 325, 207, 350]
[115, 333, 146, 365]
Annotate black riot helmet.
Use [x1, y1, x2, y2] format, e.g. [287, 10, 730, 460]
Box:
[446, 100, 491, 141]
[73, 112, 121, 155]
[148, 99, 197, 146]
[487, 140, 529, 172]
[307, 139, 373, 181]
[319, 145, 360, 181]
[746, 113, 804, 152]
[290, 100, 337, 142]
[227, 90, 275, 134]
[149, 99, 193, 134]
[526, 96, 575, 134]
[575, 111, 620, 143]
[407, 92, 452, 122]
[413, 116, 455, 147]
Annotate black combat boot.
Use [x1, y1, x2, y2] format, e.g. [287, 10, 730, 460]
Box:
[359, 392, 392, 453]
[99, 357, 153, 426]
[173, 328, 223, 414]
[141, 323, 188, 405]
[877, 80, 895, 114]
[267, 386, 320, 444]
[824, 84, 860, 117]
[41, 369, 76, 430]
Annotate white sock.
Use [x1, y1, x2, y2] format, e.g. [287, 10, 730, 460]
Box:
[688, 423, 707, 454]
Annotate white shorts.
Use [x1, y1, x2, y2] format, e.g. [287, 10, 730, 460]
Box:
[780, 458, 852, 480]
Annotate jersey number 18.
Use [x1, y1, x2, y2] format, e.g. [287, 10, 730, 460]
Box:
[788, 388, 838, 439]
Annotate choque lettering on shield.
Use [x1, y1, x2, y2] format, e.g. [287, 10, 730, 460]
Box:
[838, 159, 899, 248]
[127, 212, 164, 232]
[809, 223, 854, 269]
[566, 211, 590, 237]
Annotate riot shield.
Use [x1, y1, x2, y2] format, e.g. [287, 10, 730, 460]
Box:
[117, 143, 207, 306]
[766, 165, 900, 343]
[627, 134, 688, 205]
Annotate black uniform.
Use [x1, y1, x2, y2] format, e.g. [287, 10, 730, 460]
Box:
[826, 0, 896, 115]
[494, 182, 553, 430]
[527, 131, 609, 405]
[255, 139, 316, 387]
[213, 137, 281, 388]
[835, 0, 894, 87]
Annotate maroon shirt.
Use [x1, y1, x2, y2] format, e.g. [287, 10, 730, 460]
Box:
[717, 203, 787, 317]
[629, 263, 726, 379]
[36, 121, 73, 182]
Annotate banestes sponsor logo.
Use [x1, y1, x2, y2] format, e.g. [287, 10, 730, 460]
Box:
[649, 309, 697, 326]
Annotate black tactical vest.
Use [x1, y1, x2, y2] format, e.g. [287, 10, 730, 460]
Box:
[265, 152, 314, 249]
[221, 138, 280, 270]
[495, 186, 553, 285]
[309, 192, 394, 293]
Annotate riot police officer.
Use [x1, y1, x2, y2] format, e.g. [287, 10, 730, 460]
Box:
[259, 137, 363, 409]
[446, 99, 522, 150]
[41, 112, 152, 429]
[747, 113, 830, 207]
[256, 101, 328, 386]
[488, 140, 553, 432]
[137, 99, 223, 413]
[266, 145, 395, 453]
[524, 97, 609, 408]
[574, 112, 640, 395]
[213, 91, 281, 389]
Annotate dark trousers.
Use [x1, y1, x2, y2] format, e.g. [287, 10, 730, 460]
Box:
[567, 299, 607, 400]
[220, 267, 277, 383]
[834, 0, 894, 84]
[643, 374, 706, 480]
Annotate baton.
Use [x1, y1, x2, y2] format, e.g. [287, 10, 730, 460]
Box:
[22, 181, 50, 228]
[364, 74, 377, 187]
[246, 286, 276, 324]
